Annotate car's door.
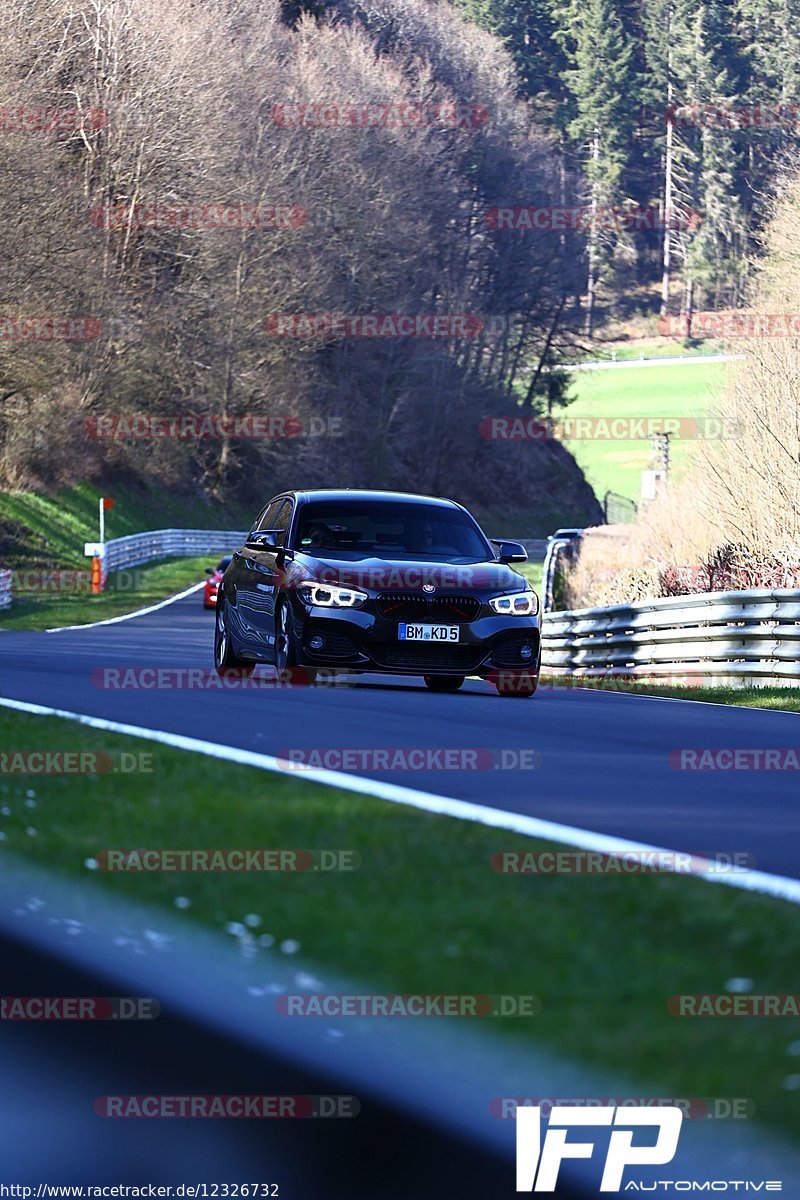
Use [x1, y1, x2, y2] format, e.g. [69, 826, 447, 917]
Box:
[253, 498, 294, 654]
[229, 497, 286, 652]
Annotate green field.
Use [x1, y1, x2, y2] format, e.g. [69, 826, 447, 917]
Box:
[562, 358, 729, 502]
[0, 706, 798, 1141]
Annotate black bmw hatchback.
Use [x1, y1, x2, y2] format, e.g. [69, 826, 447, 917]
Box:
[213, 489, 540, 696]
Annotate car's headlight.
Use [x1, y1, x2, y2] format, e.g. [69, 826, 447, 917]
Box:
[489, 590, 539, 616]
[298, 581, 368, 608]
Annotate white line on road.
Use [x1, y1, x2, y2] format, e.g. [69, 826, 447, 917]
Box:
[0, 693, 798, 906]
[45, 582, 205, 633]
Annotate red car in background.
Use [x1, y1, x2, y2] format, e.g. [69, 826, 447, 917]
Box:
[203, 556, 232, 609]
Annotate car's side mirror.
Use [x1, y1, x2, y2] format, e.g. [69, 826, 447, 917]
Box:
[245, 530, 280, 551]
[492, 539, 528, 564]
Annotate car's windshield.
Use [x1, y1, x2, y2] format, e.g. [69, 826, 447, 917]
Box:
[294, 500, 490, 559]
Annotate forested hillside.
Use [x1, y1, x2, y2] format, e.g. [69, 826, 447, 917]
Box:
[451, 0, 800, 332]
[0, 0, 602, 527]
[2, 0, 796, 524]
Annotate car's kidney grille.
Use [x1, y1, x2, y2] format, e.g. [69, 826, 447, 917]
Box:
[376, 592, 482, 623]
[370, 644, 486, 672]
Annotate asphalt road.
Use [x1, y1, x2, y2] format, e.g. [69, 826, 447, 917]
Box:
[0, 591, 797, 878]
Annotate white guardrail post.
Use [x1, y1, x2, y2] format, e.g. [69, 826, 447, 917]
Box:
[541, 587, 800, 686]
[82, 528, 249, 588]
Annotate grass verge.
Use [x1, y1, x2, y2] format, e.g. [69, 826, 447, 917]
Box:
[0, 556, 214, 631]
[0, 707, 797, 1139]
[541, 676, 800, 713]
[515, 560, 543, 595]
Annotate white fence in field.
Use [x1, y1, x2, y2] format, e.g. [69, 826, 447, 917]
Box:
[541, 587, 800, 685]
[0, 569, 12, 612]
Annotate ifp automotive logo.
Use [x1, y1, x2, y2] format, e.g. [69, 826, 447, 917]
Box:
[515, 1104, 682, 1192]
[514, 1106, 783, 1192]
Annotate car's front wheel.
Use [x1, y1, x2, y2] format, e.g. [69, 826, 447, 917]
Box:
[423, 675, 465, 693]
[274, 599, 317, 685]
[214, 596, 255, 678]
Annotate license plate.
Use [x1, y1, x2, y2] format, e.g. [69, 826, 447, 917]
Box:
[398, 623, 460, 642]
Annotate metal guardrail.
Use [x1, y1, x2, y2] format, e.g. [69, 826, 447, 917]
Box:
[541, 586, 800, 684]
[0, 568, 12, 611]
[99, 528, 248, 574]
[0, 858, 596, 1197]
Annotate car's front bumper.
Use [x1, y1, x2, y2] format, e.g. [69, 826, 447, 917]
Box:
[288, 600, 540, 677]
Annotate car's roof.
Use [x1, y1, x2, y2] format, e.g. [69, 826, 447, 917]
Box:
[290, 489, 461, 509]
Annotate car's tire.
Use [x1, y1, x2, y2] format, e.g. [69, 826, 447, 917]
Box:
[274, 598, 317, 685]
[493, 670, 537, 698]
[214, 596, 255, 678]
[423, 674, 465, 692]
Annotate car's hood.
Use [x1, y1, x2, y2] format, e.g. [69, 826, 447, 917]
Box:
[292, 553, 529, 594]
